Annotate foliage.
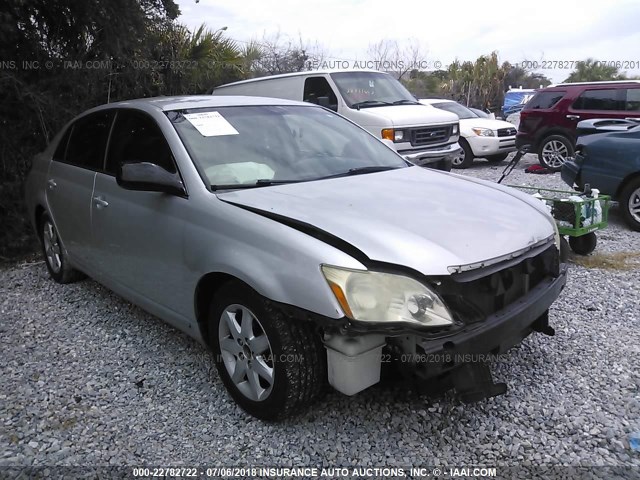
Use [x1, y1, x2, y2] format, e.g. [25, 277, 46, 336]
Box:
[400, 52, 552, 113]
[563, 58, 626, 82]
[0, 0, 245, 258]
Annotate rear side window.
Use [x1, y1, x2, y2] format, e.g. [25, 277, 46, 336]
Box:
[106, 110, 176, 175]
[525, 91, 566, 109]
[52, 127, 72, 162]
[626, 88, 640, 111]
[63, 111, 114, 170]
[573, 89, 625, 111]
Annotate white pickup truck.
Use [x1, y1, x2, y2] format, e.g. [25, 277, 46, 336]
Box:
[212, 70, 461, 171]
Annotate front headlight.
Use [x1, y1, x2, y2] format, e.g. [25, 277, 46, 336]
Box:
[452, 123, 459, 134]
[471, 127, 495, 137]
[321, 265, 454, 327]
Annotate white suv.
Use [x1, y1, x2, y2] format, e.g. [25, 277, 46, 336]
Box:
[419, 99, 517, 169]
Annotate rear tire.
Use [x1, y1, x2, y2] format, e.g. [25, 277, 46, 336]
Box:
[619, 178, 640, 231]
[452, 139, 474, 169]
[569, 233, 597, 256]
[39, 213, 85, 284]
[538, 135, 574, 171]
[486, 153, 509, 163]
[208, 281, 326, 420]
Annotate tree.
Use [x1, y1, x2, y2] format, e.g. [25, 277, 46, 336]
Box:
[564, 58, 625, 82]
[246, 32, 325, 76]
[0, 0, 247, 257]
[366, 39, 426, 80]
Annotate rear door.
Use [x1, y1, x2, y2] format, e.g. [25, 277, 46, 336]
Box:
[568, 87, 633, 124]
[90, 109, 191, 319]
[45, 110, 114, 267]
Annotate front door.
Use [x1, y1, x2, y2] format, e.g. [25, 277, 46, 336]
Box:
[90, 109, 191, 319]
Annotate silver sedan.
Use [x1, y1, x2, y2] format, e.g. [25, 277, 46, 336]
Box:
[25, 96, 567, 420]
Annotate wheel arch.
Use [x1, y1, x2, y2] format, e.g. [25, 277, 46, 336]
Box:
[615, 171, 640, 201]
[194, 272, 242, 347]
[34, 205, 46, 240]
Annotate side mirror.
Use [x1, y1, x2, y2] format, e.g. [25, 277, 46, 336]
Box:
[117, 162, 186, 196]
[317, 96, 337, 112]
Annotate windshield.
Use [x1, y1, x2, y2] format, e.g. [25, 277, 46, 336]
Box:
[330, 71, 417, 108]
[433, 102, 478, 119]
[168, 105, 407, 189]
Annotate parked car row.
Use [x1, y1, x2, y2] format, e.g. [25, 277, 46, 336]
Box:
[515, 80, 640, 170]
[419, 99, 517, 169]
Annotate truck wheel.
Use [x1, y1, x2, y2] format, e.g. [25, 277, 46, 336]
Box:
[538, 135, 574, 171]
[452, 139, 474, 169]
[569, 233, 597, 255]
[40, 212, 85, 284]
[620, 178, 640, 231]
[208, 281, 326, 420]
[486, 153, 509, 163]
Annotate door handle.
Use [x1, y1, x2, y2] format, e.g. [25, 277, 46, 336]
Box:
[47, 179, 57, 190]
[93, 196, 109, 208]
[566, 115, 580, 120]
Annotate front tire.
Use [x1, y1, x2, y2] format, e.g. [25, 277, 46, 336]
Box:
[620, 178, 640, 231]
[538, 135, 574, 171]
[452, 139, 474, 169]
[39, 213, 85, 284]
[209, 281, 326, 420]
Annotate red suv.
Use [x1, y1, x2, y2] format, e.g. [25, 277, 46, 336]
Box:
[516, 81, 640, 170]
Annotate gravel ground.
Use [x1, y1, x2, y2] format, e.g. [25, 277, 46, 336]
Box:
[1, 153, 639, 475]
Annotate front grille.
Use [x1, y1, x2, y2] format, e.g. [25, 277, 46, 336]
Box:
[433, 246, 558, 325]
[410, 125, 452, 146]
[497, 127, 517, 137]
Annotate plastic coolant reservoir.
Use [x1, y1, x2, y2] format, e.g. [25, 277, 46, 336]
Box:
[324, 334, 386, 396]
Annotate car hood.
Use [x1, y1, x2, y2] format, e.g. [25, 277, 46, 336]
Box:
[356, 104, 458, 127]
[217, 168, 555, 275]
[460, 118, 517, 131]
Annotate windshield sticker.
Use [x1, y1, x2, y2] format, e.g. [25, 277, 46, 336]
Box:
[184, 112, 239, 137]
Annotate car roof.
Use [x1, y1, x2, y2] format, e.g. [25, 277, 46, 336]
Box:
[88, 95, 311, 114]
[215, 69, 388, 89]
[546, 80, 640, 89]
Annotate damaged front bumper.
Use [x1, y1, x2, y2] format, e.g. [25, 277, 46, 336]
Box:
[321, 263, 568, 401]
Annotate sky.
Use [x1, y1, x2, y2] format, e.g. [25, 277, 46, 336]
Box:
[175, 0, 640, 83]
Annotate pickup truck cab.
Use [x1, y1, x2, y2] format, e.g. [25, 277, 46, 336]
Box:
[212, 70, 461, 171]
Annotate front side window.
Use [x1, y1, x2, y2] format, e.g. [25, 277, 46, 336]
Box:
[330, 72, 417, 108]
[573, 89, 625, 111]
[626, 88, 640, 111]
[167, 105, 407, 189]
[63, 111, 114, 170]
[303, 77, 338, 111]
[106, 110, 176, 175]
[525, 91, 566, 110]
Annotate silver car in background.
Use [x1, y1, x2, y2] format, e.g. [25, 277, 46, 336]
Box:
[25, 96, 567, 420]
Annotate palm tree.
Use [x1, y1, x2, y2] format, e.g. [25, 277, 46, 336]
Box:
[564, 58, 625, 82]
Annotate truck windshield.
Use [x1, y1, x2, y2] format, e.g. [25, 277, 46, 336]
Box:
[331, 72, 417, 108]
[167, 105, 408, 190]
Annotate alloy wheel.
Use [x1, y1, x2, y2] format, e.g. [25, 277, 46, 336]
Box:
[629, 187, 640, 224]
[43, 220, 62, 273]
[218, 304, 274, 402]
[541, 140, 569, 169]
